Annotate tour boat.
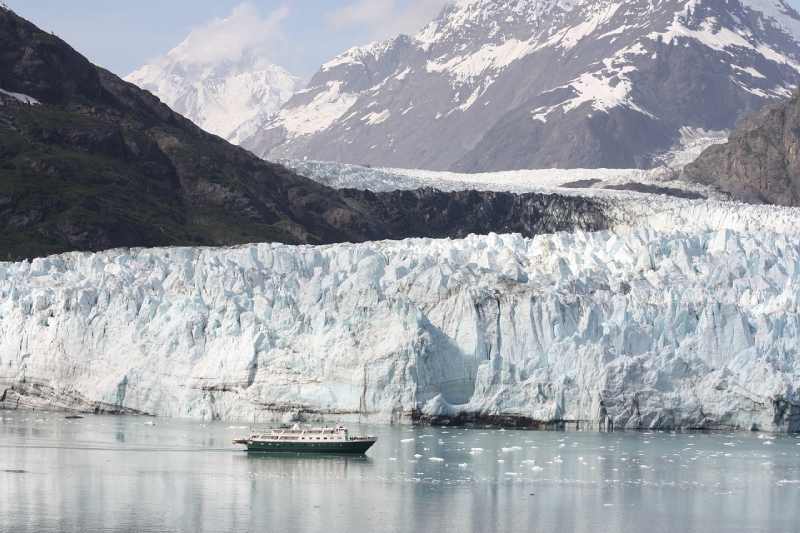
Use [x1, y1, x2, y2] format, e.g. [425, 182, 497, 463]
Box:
[233, 425, 377, 454]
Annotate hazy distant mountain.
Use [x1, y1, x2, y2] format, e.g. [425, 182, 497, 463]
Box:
[126, 34, 300, 143]
[241, 0, 800, 171]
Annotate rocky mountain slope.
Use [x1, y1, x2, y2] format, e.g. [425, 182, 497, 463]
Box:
[243, 0, 800, 171]
[685, 89, 800, 205]
[2, 203, 798, 431]
[0, 7, 607, 261]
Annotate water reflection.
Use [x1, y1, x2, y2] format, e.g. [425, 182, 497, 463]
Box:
[0, 413, 798, 533]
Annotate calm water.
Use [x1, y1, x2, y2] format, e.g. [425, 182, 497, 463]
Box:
[1, 412, 799, 533]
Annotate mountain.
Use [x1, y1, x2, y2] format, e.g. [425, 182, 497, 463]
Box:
[0, 6, 608, 261]
[3, 210, 799, 431]
[124, 5, 302, 145]
[242, 0, 800, 171]
[126, 51, 300, 144]
[684, 89, 800, 205]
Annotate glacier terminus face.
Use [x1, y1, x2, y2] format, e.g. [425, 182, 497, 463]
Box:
[2, 213, 798, 431]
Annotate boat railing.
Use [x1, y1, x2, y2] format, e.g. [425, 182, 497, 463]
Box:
[248, 425, 361, 441]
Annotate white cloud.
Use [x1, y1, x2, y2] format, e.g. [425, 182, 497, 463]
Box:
[327, 0, 452, 40]
[168, 3, 290, 66]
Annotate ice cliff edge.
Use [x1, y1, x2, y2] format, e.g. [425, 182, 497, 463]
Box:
[1, 224, 798, 432]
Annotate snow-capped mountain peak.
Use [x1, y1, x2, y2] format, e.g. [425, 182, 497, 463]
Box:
[241, 0, 800, 171]
[126, 7, 301, 143]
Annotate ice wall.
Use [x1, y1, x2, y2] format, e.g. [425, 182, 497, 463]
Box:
[1, 225, 798, 431]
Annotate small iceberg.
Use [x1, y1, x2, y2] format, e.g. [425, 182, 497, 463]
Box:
[501, 446, 522, 453]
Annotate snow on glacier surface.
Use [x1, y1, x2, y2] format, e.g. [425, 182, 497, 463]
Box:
[283, 159, 724, 201]
[1, 215, 799, 430]
[0, 88, 40, 105]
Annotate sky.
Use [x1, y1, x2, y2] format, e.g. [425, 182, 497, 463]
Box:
[4, 0, 452, 78]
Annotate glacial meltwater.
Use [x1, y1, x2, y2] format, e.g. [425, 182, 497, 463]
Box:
[1, 413, 799, 533]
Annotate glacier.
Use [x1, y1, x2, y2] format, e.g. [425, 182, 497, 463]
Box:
[1, 204, 799, 431]
[283, 159, 725, 199]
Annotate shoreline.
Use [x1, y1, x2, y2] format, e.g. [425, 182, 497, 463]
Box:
[3, 404, 798, 435]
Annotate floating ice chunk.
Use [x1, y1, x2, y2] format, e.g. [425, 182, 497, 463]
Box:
[501, 446, 523, 453]
[401, 438, 415, 443]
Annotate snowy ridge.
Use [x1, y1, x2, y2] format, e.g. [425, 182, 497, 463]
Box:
[244, 0, 800, 171]
[1, 216, 799, 430]
[267, 81, 359, 138]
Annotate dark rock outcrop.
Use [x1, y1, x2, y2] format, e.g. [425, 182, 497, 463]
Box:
[684, 90, 800, 205]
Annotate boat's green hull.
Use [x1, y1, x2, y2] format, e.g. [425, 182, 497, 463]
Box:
[242, 439, 376, 455]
